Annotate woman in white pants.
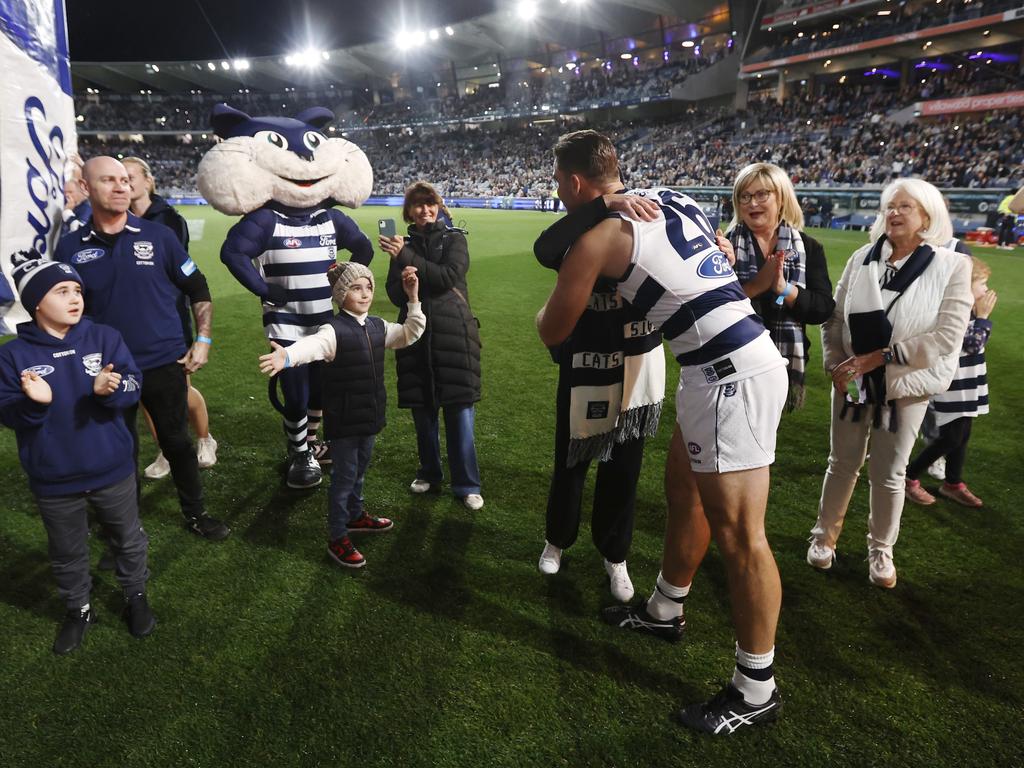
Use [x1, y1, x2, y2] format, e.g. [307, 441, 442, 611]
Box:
[808, 179, 973, 588]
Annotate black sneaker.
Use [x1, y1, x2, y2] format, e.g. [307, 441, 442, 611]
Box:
[286, 449, 323, 489]
[601, 600, 685, 642]
[674, 683, 782, 735]
[310, 439, 332, 466]
[185, 514, 231, 541]
[123, 593, 156, 638]
[53, 606, 95, 655]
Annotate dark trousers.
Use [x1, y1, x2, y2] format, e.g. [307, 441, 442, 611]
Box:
[998, 215, 1016, 247]
[125, 361, 204, 519]
[276, 357, 323, 422]
[545, 363, 645, 564]
[327, 435, 375, 540]
[36, 474, 150, 609]
[907, 416, 973, 485]
[412, 405, 481, 497]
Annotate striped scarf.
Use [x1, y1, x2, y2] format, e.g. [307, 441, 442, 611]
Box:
[729, 221, 808, 411]
[565, 281, 665, 467]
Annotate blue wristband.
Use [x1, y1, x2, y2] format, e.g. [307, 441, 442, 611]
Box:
[196, 335, 212, 345]
[775, 282, 793, 306]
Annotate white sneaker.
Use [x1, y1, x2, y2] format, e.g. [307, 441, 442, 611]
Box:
[143, 452, 171, 479]
[463, 493, 484, 511]
[538, 542, 562, 575]
[868, 549, 897, 589]
[806, 538, 835, 570]
[605, 559, 634, 602]
[409, 478, 432, 494]
[926, 457, 946, 481]
[196, 435, 218, 468]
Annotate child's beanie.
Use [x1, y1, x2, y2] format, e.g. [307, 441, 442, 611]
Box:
[327, 261, 374, 306]
[10, 249, 83, 319]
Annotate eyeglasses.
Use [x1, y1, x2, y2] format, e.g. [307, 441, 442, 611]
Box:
[739, 189, 773, 205]
[884, 202, 918, 216]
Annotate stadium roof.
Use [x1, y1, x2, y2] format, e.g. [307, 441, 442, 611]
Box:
[70, 0, 725, 94]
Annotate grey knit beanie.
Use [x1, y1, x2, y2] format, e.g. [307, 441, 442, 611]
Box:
[327, 261, 374, 305]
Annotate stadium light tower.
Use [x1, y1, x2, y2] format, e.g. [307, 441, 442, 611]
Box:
[518, 1, 538, 21]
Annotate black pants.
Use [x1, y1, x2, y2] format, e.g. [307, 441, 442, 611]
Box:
[37, 474, 149, 609]
[545, 361, 645, 564]
[998, 215, 1016, 247]
[125, 361, 205, 519]
[907, 416, 973, 485]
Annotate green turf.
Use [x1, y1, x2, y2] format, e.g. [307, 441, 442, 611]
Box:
[1, 208, 1021, 767]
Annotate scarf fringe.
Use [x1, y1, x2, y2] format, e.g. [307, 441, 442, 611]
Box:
[566, 402, 663, 468]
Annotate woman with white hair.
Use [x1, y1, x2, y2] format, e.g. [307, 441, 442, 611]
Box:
[726, 163, 835, 411]
[807, 178, 973, 588]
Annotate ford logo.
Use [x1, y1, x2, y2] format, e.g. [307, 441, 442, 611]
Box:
[696, 251, 733, 279]
[72, 248, 105, 264]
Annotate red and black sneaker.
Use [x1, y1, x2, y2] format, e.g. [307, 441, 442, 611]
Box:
[327, 536, 366, 568]
[347, 514, 394, 534]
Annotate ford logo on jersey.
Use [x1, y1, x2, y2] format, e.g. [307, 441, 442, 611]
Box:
[284, 237, 302, 248]
[71, 248, 105, 264]
[696, 251, 733, 279]
[21, 365, 55, 377]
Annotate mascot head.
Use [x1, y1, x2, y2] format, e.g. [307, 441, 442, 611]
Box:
[197, 103, 373, 216]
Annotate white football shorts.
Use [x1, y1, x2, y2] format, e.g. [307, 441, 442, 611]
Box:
[676, 365, 787, 473]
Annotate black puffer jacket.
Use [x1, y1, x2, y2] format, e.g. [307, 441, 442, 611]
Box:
[386, 221, 481, 409]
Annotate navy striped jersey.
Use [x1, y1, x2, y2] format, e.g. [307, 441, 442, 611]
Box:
[220, 206, 373, 342]
[616, 188, 785, 387]
[932, 316, 990, 426]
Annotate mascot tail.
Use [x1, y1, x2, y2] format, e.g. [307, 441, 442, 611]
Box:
[268, 373, 288, 415]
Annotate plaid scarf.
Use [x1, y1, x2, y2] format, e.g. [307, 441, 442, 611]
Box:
[564, 281, 665, 467]
[729, 221, 808, 411]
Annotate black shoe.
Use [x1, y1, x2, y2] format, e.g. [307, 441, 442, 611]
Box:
[674, 683, 782, 735]
[286, 449, 323, 489]
[53, 606, 95, 655]
[185, 514, 231, 541]
[123, 593, 156, 638]
[601, 600, 685, 642]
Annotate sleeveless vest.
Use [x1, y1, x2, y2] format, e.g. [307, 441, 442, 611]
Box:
[322, 312, 387, 438]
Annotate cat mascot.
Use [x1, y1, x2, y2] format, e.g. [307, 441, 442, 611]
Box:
[198, 103, 373, 489]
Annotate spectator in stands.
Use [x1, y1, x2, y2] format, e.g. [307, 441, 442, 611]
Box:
[380, 182, 484, 511]
[807, 178, 973, 588]
[725, 163, 835, 410]
[905, 257, 996, 508]
[61, 154, 90, 236]
[123, 156, 219, 478]
[997, 190, 1018, 248]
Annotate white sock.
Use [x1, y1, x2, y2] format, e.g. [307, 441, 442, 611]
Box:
[731, 644, 775, 706]
[646, 571, 690, 621]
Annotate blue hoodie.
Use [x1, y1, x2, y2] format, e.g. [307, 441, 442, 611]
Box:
[0, 317, 142, 496]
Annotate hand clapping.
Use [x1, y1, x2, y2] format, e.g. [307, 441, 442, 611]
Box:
[21, 370, 52, 404]
[93, 363, 122, 396]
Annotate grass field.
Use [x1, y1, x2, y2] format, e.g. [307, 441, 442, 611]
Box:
[1, 206, 1021, 767]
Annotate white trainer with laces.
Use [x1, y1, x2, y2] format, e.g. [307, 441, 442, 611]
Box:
[605, 559, 635, 602]
[143, 452, 171, 479]
[806, 538, 835, 570]
[196, 435, 218, 469]
[409, 478, 432, 494]
[463, 494, 484, 511]
[868, 549, 897, 589]
[537, 542, 562, 575]
[926, 457, 946, 481]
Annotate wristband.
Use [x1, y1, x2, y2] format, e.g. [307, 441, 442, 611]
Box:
[195, 335, 212, 345]
[775, 282, 793, 305]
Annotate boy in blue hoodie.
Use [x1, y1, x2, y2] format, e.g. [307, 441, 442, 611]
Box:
[0, 252, 155, 654]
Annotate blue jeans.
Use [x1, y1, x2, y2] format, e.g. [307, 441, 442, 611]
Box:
[411, 405, 481, 497]
[327, 435, 376, 540]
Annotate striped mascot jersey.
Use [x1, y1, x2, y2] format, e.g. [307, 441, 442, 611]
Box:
[258, 210, 339, 341]
[617, 188, 785, 387]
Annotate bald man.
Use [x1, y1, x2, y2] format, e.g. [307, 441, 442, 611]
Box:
[54, 156, 229, 541]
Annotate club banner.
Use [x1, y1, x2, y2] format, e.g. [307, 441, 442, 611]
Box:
[919, 91, 1024, 116]
[0, 0, 74, 334]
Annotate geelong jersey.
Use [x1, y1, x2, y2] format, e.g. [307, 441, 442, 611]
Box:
[617, 188, 785, 387]
[257, 211, 339, 341]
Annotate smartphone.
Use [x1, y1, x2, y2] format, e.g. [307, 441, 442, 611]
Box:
[378, 218, 397, 238]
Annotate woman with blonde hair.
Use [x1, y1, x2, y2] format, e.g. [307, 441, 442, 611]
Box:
[807, 178, 973, 587]
[725, 162, 835, 410]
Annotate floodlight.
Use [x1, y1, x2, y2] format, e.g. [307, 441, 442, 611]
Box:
[322, 51, 330, 60]
[429, 29, 439, 40]
[233, 59, 250, 70]
[220, 61, 230, 70]
[518, 1, 538, 21]
[150, 64, 160, 72]
[445, 26, 454, 36]
[207, 62, 216, 70]
[619, 52, 631, 59]
[681, 40, 694, 48]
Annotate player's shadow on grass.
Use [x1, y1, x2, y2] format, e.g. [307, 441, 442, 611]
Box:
[0, 534, 54, 618]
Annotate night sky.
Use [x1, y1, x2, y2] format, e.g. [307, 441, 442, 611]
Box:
[66, 0, 498, 62]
